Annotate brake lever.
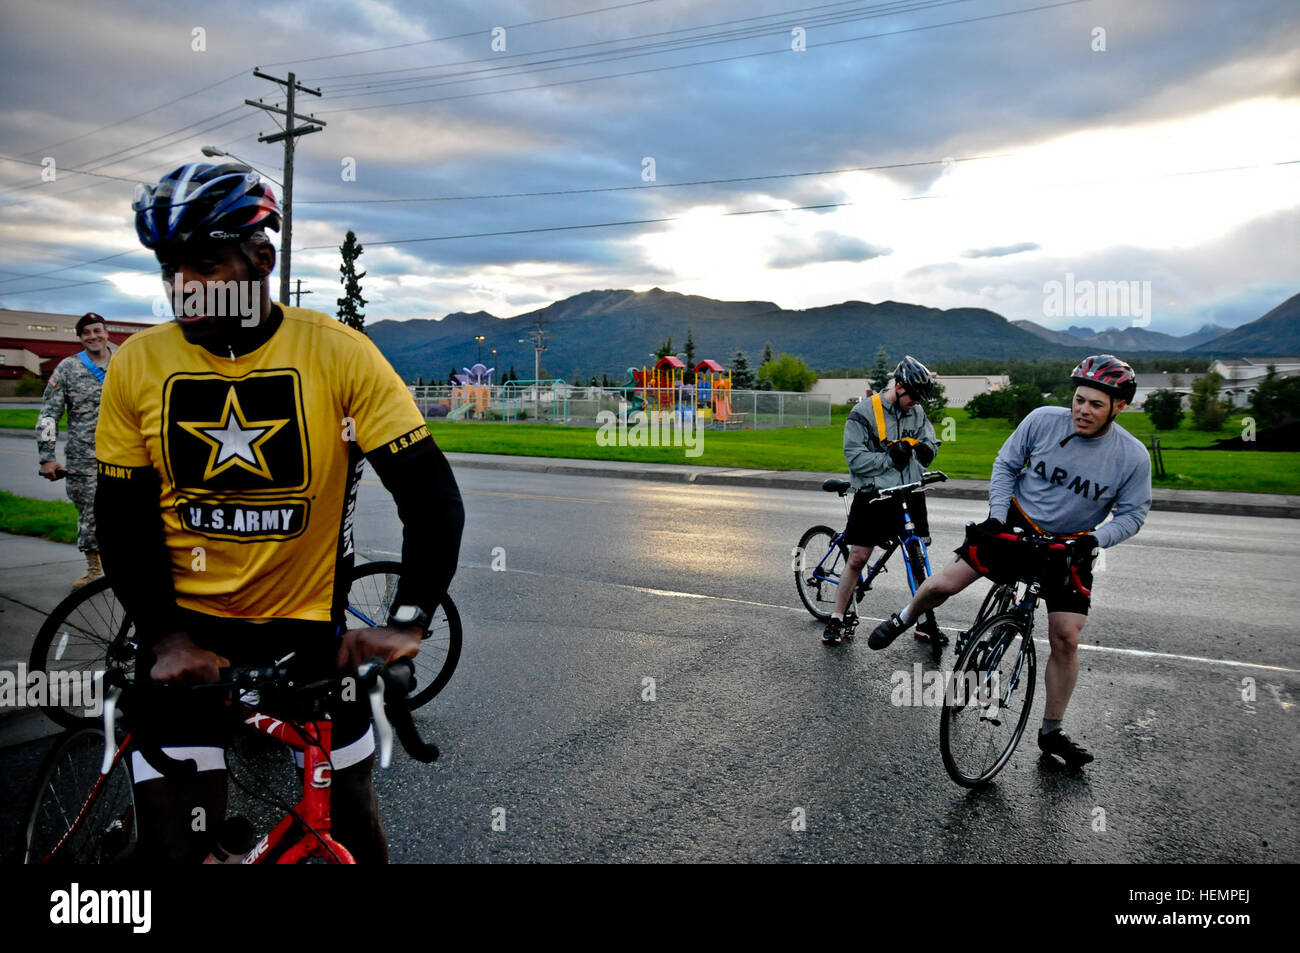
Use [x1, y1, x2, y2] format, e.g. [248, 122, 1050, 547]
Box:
[366, 674, 395, 769]
[101, 686, 122, 775]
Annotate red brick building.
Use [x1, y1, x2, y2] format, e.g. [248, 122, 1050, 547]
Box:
[0, 309, 153, 383]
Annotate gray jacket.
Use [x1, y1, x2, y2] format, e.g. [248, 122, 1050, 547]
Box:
[844, 395, 939, 492]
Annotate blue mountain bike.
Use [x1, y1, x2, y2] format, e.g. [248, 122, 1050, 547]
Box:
[794, 471, 949, 660]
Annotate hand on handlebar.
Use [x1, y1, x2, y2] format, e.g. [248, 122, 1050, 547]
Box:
[336, 625, 422, 671]
[149, 632, 230, 685]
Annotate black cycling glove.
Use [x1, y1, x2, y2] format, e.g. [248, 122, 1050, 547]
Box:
[975, 516, 1006, 535]
[914, 442, 935, 467]
[887, 441, 913, 469]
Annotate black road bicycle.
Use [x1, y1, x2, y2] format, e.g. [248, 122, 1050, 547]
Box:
[938, 528, 1091, 787]
[794, 471, 949, 660]
[28, 560, 461, 728]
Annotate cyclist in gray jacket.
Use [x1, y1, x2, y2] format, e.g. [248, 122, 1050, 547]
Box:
[822, 356, 940, 645]
[868, 355, 1152, 767]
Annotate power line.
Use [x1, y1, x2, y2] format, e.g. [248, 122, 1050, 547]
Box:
[19, 70, 251, 160]
[317, 0, 968, 102]
[298, 157, 1300, 250]
[0, 155, 143, 184]
[263, 0, 669, 68]
[317, 0, 1092, 115]
[297, 153, 1011, 205]
[310, 0, 934, 91]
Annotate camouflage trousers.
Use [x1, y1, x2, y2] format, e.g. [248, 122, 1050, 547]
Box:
[64, 466, 98, 553]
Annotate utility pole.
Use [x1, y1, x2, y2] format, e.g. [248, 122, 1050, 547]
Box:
[523, 317, 548, 381]
[290, 278, 312, 308]
[246, 70, 326, 305]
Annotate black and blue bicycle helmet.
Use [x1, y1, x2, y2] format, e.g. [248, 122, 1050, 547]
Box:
[133, 162, 280, 255]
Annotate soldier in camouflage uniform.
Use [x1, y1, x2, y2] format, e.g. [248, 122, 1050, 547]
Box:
[38, 313, 115, 588]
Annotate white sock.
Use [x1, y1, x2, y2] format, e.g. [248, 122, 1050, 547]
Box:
[898, 606, 913, 625]
[831, 612, 844, 621]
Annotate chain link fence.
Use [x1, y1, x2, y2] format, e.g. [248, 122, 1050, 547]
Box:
[410, 384, 832, 428]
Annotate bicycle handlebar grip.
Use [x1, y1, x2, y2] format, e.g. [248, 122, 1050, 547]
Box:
[389, 703, 439, 764]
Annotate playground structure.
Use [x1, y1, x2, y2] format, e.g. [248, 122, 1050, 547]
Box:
[622, 356, 737, 427]
[446, 363, 494, 420]
[407, 352, 829, 429]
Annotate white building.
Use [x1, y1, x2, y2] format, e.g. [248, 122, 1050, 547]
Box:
[811, 374, 1009, 408]
[1210, 357, 1300, 408]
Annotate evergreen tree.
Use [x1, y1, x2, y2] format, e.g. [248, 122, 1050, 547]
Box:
[684, 327, 697, 381]
[730, 349, 755, 390]
[870, 345, 891, 392]
[336, 230, 367, 333]
[759, 342, 774, 389]
[655, 335, 675, 360]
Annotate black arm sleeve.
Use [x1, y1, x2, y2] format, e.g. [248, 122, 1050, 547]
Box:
[95, 463, 178, 651]
[366, 437, 465, 618]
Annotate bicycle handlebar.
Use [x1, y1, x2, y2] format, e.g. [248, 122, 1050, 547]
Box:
[101, 657, 438, 780]
[866, 470, 948, 503]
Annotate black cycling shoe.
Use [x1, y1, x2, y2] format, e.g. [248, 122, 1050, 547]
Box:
[822, 617, 845, 645]
[1037, 728, 1094, 766]
[868, 613, 910, 650]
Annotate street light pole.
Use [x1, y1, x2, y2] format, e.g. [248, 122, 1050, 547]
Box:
[475, 335, 485, 365]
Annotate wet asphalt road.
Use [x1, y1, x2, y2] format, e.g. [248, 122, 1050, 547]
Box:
[2, 437, 1297, 862]
[352, 464, 1298, 863]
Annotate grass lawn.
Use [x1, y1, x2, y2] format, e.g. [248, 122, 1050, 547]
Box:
[0, 409, 63, 431]
[0, 490, 77, 544]
[430, 408, 1300, 496]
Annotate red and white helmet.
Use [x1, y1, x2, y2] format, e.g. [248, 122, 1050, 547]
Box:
[1070, 354, 1136, 404]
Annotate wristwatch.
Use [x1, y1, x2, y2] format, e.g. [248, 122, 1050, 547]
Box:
[386, 604, 430, 631]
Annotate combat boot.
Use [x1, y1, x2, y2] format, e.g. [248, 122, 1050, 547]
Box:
[72, 552, 102, 590]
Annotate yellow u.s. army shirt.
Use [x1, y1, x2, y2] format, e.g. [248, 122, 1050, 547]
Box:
[95, 306, 428, 622]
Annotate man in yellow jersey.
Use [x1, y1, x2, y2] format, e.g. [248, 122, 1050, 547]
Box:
[96, 162, 464, 862]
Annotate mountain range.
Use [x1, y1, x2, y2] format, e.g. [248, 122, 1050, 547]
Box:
[366, 289, 1300, 382]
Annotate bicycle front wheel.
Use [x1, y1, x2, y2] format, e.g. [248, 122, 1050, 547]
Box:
[346, 561, 462, 709]
[25, 727, 136, 864]
[794, 525, 848, 621]
[939, 612, 1037, 787]
[30, 577, 137, 729]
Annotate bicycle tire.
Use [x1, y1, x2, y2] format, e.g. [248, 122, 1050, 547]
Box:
[346, 561, 462, 709]
[29, 577, 137, 730]
[939, 612, 1037, 787]
[25, 727, 136, 864]
[794, 525, 849, 621]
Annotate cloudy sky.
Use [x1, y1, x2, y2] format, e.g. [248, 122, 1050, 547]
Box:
[1, 0, 1297, 336]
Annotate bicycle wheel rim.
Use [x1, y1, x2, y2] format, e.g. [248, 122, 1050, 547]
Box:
[940, 615, 1036, 787]
[25, 728, 136, 864]
[346, 561, 460, 708]
[795, 525, 846, 621]
[30, 578, 136, 729]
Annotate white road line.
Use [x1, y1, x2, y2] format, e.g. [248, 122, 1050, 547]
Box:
[376, 556, 1300, 676]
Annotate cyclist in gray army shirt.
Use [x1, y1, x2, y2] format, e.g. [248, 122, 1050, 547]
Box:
[37, 313, 115, 588]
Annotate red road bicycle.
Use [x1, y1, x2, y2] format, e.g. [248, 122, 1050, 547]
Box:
[24, 658, 436, 864]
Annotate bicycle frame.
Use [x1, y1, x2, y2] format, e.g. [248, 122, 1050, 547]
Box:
[811, 491, 932, 599]
[239, 707, 354, 864]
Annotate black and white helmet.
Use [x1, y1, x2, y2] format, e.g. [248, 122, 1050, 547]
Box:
[893, 355, 934, 402]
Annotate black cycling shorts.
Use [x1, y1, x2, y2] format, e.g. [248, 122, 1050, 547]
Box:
[130, 609, 374, 782]
[843, 489, 930, 549]
[955, 519, 1094, 616]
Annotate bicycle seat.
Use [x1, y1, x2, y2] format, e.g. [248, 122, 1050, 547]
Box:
[822, 479, 852, 495]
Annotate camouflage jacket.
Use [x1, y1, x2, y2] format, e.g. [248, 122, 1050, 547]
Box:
[37, 349, 113, 466]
